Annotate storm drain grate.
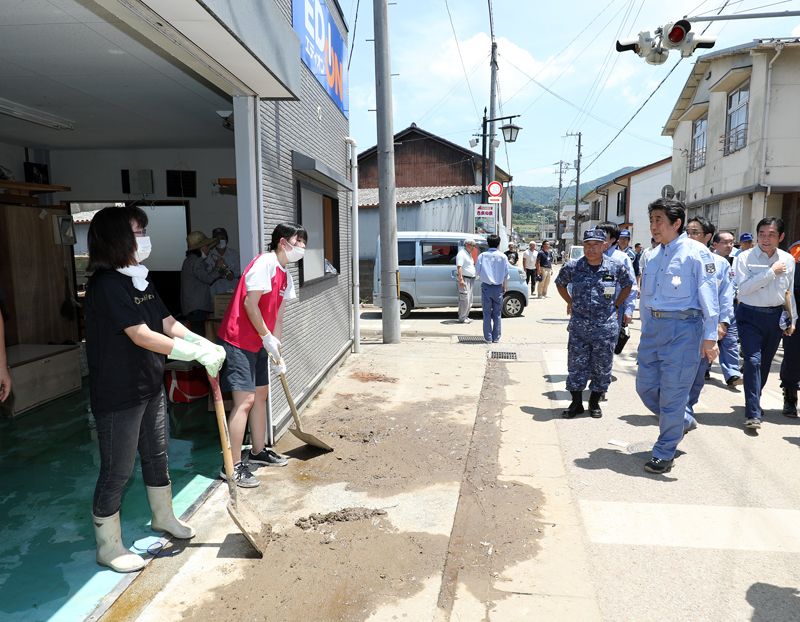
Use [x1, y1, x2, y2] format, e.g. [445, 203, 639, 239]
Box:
[457, 335, 487, 344]
[490, 351, 517, 360]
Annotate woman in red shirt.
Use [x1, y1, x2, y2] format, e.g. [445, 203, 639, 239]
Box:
[217, 223, 307, 487]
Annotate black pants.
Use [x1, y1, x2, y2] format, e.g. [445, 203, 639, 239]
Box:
[93, 389, 170, 517]
[525, 268, 537, 287]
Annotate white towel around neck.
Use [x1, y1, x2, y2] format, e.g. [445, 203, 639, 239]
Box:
[116, 264, 149, 291]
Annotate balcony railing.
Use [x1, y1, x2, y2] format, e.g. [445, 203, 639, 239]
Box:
[720, 123, 747, 155]
[690, 146, 706, 172]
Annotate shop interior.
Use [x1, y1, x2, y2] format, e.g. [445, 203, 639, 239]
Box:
[0, 2, 253, 619]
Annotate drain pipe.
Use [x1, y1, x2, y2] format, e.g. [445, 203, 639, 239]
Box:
[759, 43, 784, 215]
[345, 137, 361, 353]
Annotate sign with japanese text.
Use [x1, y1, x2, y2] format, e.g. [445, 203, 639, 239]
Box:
[474, 203, 497, 236]
[292, 0, 349, 118]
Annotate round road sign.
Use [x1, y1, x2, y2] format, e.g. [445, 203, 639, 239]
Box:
[487, 181, 503, 197]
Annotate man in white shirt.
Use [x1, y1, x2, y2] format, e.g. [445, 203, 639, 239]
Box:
[734, 217, 797, 429]
[456, 238, 477, 323]
[522, 241, 537, 292]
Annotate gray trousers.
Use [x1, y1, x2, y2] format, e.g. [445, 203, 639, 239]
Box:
[458, 277, 475, 321]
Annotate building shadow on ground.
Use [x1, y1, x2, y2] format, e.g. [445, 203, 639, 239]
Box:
[746, 582, 800, 621]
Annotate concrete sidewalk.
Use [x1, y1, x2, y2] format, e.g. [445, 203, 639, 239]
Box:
[101, 292, 605, 621]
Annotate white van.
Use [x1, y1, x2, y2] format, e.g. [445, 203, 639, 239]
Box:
[373, 232, 530, 319]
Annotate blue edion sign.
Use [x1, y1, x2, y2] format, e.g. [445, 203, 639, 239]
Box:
[292, 0, 349, 118]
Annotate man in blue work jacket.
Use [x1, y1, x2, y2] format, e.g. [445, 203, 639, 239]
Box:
[556, 229, 633, 418]
[475, 233, 509, 344]
[637, 198, 719, 474]
[683, 216, 735, 431]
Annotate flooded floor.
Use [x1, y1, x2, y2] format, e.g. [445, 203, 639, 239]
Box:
[0, 381, 222, 622]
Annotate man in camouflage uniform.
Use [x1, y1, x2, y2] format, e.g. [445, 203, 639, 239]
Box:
[555, 229, 634, 418]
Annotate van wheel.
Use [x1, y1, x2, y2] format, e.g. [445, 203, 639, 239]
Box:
[399, 294, 413, 319]
[502, 292, 525, 318]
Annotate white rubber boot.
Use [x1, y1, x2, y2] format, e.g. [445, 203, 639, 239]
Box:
[92, 512, 145, 573]
[146, 484, 196, 539]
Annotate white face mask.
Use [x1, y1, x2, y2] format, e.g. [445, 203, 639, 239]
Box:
[283, 240, 305, 262]
[200, 250, 208, 259]
[218, 240, 227, 250]
[134, 236, 151, 263]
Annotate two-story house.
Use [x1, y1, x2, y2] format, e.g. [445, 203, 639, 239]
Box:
[663, 39, 800, 244]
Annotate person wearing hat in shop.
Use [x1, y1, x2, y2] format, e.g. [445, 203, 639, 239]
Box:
[505, 242, 519, 266]
[181, 231, 226, 328]
[731, 232, 754, 259]
[84, 206, 226, 572]
[734, 218, 797, 429]
[556, 228, 633, 418]
[637, 198, 719, 474]
[780, 240, 800, 417]
[206, 227, 240, 297]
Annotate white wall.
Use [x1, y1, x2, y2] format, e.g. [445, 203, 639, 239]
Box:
[48, 148, 239, 251]
[0, 141, 26, 180]
[629, 162, 671, 247]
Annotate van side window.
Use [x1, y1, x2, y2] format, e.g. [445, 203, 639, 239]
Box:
[422, 243, 459, 265]
[398, 241, 416, 266]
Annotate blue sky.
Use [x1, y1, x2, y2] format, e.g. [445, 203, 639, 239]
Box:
[342, 0, 800, 188]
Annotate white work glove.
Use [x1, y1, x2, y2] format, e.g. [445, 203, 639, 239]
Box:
[183, 330, 217, 350]
[169, 337, 226, 378]
[261, 332, 281, 359]
[271, 356, 287, 377]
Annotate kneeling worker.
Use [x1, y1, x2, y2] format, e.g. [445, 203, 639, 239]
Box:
[555, 229, 633, 418]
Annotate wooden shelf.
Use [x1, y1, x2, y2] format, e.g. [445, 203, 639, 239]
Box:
[0, 180, 72, 195]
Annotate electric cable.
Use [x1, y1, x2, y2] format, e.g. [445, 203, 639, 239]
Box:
[347, 0, 361, 71]
[444, 0, 480, 118]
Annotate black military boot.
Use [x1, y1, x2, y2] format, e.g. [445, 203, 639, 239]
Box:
[562, 391, 584, 418]
[783, 387, 798, 418]
[588, 391, 603, 418]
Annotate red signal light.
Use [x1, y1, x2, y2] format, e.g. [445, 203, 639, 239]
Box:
[668, 25, 687, 43]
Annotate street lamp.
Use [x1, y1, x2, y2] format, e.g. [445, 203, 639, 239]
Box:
[475, 108, 522, 203]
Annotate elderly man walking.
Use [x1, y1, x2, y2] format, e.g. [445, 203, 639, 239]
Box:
[456, 238, 477, 324]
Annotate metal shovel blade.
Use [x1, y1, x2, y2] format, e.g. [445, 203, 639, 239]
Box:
[208, 373, 272, 555]
[278, 372, 334, 452]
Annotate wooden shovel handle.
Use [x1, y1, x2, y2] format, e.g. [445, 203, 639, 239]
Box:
[208, 373, 235, 482]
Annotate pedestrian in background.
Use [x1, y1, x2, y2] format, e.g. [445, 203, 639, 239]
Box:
[734, 218, 796, 429]
[475, 234, 509, 344]
[181, 231, 226, 328]
[456, 238, 477, 324]
[713, 231, 736, 266]
[632, 242, 643, 282]
[505, 242, 519, 266]
[683, 216, 736, 431]
[595, 221, 638, 330]
[711, 230, 742, 385]
[556, 229, 633, 419]
[617, 229, 636, 264]
[522, 241, 537, 291]
[536, 240, 553, 298]
[731, 232, 754, 259]
[781, 240, 800, 417]
[637, 198, 719, 474]
[206, 227, 240, 297]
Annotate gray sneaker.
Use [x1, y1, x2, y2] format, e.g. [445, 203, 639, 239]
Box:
[248, 447, 288, 467]
[744, 418, 761, 429]
[220, 461, 260, 487]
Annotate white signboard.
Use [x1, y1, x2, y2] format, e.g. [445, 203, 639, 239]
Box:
[475, 203, 497, 235]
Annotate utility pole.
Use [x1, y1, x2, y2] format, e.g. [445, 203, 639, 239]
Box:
[554, 160, 569, 253]
[487, 41, 498, 186]
[373, 0, 400, 343]
[566, 132, 582, 247]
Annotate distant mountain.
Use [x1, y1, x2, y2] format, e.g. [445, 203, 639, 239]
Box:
[513, 167, 637, 208]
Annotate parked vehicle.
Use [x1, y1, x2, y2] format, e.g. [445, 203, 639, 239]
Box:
[569, 245, 584, 261]
[373, 232, 530, 319]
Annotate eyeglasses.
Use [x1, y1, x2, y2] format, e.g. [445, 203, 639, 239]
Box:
[685, 228, 704, 235]
[133, 229, 146, 236]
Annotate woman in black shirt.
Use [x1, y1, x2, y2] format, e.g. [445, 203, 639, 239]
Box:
[86, 206, 225, 573]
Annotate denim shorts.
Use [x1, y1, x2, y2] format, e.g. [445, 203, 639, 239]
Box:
[218, 339, 269, 392]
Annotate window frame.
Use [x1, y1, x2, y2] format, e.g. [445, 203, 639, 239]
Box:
[723, 79, 749, 155]
[296, 181, 340, 287]
[690, 115, 707, 172]
[616, 187, 628, 218]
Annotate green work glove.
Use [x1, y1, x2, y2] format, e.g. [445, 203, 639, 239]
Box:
[169, 337, 226, 378]
[183, 330, 218, 351]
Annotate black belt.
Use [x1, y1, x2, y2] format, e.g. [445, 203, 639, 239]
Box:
[738, 303, 783, 314]
[463, 275, 476, 279]
[650, 309, 701, 320]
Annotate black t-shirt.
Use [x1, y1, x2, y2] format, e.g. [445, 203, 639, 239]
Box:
[537, 249, 552, 268]
[505, 250, 519, 265]
[85, 270, 170, 415]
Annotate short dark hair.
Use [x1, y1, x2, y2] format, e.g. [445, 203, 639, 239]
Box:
[712, 230, 734, 244]
[596, 221, 620, 245]
[542, 240, 550, 248]
[647, 198, 685, 233]
[634, 243, 642, 250]
[269, 222, 308, 252]
[87, 206, 148, 271]
[688, 215, 715, 240]
[756, 216, 785, 236]
[486, 234, 500, 248]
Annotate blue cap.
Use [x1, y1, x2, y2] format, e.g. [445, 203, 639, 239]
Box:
[619, 229, 631, 238]
[584, 229, 606, 242]
[740, 232, 753, 242]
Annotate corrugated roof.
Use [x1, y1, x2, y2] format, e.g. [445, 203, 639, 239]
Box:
[358, 185, 481, 207]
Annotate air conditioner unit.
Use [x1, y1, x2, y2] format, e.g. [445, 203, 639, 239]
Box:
[121, 169, 154, 195]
